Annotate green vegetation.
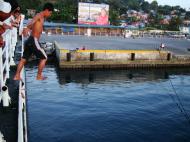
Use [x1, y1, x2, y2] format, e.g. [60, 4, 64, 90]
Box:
[17, 0, 189, 31]
[49, 0, 78, 23]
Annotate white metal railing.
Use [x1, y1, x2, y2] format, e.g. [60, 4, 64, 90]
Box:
[0, 29, 11, 86]
[18, 68, 27, 142]
[0, 18, 17, 106]
[0, 14, 28, 142]
[17, 14, 28, 142]
[0, 16, 19, 142]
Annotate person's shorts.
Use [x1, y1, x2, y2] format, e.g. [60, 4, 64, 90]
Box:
[22, 36, 47, 60]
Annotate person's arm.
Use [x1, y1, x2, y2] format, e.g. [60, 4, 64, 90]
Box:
[0, 21, 12, 30]
[11, 15, 21, 27]
[3, 22, 12, 29]
[1, 16, 13, 30]
[0, 21, 3, 26]
[11, 21, 19, 27]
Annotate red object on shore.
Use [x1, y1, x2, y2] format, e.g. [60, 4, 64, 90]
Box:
[81, 45, 86, 50]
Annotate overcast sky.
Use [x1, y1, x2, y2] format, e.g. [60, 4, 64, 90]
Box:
[145, 0, 190, 10]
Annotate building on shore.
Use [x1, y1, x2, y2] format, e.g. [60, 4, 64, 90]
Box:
[179, 20, 190, 34]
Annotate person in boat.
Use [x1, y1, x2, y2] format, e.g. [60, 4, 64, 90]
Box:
[14, 3, 54, 80]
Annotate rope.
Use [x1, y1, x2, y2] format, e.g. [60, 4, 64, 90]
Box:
[168, 78, 190, 124]
[157, 45, 190, 125]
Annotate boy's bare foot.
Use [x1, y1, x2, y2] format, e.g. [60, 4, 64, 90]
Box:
[36, 76, 47, 80]
[13, 75, 22, 80]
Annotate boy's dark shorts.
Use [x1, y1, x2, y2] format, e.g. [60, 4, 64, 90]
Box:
[22, 36, 47, 60]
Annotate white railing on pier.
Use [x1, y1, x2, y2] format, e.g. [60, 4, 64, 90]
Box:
[0, 18, 17, 106]
[17, 15, 28, 142]
[18, 68, 27, 142]
[0, 14, 28, 142]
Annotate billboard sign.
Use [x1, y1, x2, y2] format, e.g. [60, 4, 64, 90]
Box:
[78, 2, 109, 25]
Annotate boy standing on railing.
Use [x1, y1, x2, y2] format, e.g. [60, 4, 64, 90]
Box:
[14, 3, 54, 80]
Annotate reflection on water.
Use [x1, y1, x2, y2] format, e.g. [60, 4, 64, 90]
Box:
[55, 68, 190, 85]
[26, 65, 190, 142]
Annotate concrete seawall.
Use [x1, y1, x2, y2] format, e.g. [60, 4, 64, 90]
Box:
[54, 41, 190, 69]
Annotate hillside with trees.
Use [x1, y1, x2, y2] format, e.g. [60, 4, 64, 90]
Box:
[17, 0, 189, 31]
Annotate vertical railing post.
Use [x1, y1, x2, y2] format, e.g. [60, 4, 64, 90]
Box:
[17, 14, 28, 142]
[8, 31, 13, 66]
[90, 52, 94, 61]
[10, 28, 17, 66]
[5, 34, 9, 79]
[19, 15, 25, 57]
[0, 48, 3, 97]
[18, 77, 24, 142]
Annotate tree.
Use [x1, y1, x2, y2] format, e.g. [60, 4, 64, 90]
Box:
[185, 11, 190, 20]
[150, 0, 158, 11]
[168, 17, 182, 31]
[107, 0, 121, 10]
[17, 0, 188, 28]
[107, 0, 121, 25]
[158, 5, 172, 15]
[109, 9, 120, 25]
[18, 0, 42, 14]
[127, 0, 140, 11]
[141, 1, 150, 13]
[49, 0, 78, 23]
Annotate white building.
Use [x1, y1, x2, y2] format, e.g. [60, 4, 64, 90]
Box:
[180, 21, 190, 34]
[179, 26, 190, 34]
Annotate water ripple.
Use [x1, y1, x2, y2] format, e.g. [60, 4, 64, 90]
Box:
[26, 67, 190, 142]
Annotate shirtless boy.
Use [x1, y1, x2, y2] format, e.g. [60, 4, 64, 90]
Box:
[14, 3, 54, 80]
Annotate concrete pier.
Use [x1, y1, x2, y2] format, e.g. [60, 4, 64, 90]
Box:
[40, 35, 190, 69]
[54, 41, 190, 69]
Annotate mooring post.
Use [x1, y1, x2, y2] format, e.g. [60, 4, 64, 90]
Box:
[131, 53, 135, 61]
[90, 53, 94, 61]
[66, 52, 71, 62]
[167, 53, 171, 61]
